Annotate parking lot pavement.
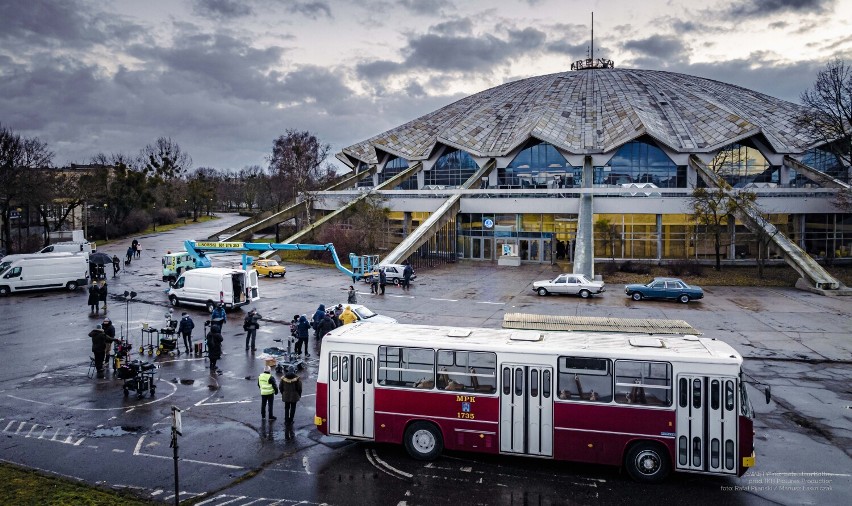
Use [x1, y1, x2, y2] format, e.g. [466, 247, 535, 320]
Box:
[1, 218, 850, 504]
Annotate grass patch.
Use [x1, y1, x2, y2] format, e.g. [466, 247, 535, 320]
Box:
[0, 462, 155, 505]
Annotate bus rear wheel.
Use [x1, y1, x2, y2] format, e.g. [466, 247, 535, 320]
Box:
[624, 442, 670, 483]
[404, 421, 443, 461]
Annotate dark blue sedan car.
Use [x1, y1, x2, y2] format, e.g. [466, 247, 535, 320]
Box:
[624, 277, 704, 303]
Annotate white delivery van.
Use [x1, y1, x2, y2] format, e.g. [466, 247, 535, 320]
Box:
[38, 230, 94, 254]
[0, 252, 89, 295]
[167, 267, 259, 312]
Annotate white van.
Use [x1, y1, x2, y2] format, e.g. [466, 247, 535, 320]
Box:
[0, 253, 89, 295]
[167, 267, 259, 312]
[38, 241, 93, 254]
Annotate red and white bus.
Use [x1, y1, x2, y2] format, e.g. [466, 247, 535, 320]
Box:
[314, 323, 756, 482]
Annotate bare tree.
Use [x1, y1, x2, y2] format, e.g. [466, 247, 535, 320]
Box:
[348, 193, 390, 252]
[797, 59, 852, 211]
[239, 165, 265, 211]
[594, 217, 622, 260]
[267, 130, 335, 222]
[140, 137, 192, 208]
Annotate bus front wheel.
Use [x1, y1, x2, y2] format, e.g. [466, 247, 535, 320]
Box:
[404, 421, 443, 461]
[624, 442, 670, 483]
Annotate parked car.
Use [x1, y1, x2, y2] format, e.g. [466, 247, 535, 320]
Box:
[329, 303, 397, 324]
[365, 264, 416, 285]
[624, 277, 704, 303]
[532, 273, 605, 298]
[253, 259, 286, 277]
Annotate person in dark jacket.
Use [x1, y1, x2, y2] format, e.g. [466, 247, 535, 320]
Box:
[290, 314, 299, 338]
[295, 315, 310, 356]
[347, 285, 358, 304]
[312, 304, 326, 332]
[379, 268, 387, 295]
[317, 313, 336, 340]
[112, 255, 120, 277]
[211, 303, 227, 327]
[178, 312, 195, 354]
[243, 309, 262, 351]
[402, 262, 413, 291]
[258, 366, 279, 420]
[98, 280, 108, 313]
[207, 324, 223, 374]
[126, 246, 134, 265]
[89, 324, 115, 378]
[87, 281, 100, 314]
[279, 367, 303, 427]
[102, 317, 117, 369]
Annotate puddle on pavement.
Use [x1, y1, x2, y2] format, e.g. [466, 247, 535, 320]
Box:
[90, 425, 143, 437]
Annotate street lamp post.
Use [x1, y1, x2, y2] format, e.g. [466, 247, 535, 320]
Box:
[183, 199, 188, 223]
[16, 207, 22, 253]
[103, 203, 109, 241]
[152, 205, 157, 231]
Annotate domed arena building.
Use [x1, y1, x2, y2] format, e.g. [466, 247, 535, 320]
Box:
[318, 61, 850, 290]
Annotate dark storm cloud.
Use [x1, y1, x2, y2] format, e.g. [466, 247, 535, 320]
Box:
[126, 32, 286, 102]
[403, 28, 547, 72]
[721, 0, 835, 17]
[356, 60, 404, 80]
[287, 1, 332, 19]
[623, 35, 690, 63]
[191, 0, 253, 19]
[430, 19, 473, 36]
[398, 0, 454, 15]
[0, 0, 141, 49]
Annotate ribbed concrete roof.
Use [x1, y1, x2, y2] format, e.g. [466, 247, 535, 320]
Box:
[340, 68, 812, 166]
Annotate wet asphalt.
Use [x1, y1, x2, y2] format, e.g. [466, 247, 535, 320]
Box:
[0, 214, 850, 505]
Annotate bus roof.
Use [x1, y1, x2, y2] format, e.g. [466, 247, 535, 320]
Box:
[324, 323, 742, 365]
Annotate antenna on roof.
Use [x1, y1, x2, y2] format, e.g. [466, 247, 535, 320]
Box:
[571, 12, 614, 71]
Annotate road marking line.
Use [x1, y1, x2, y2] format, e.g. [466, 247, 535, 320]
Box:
[194, 494, 229, 505]
[212, 496, 247, 505]
[113, 449, 125, 453]
[197, 399, 253, 406]
[150, 489, 163, 496]
[430, 298, 458, 302]
[3, 420, 14, 432]
[51, 428, 61, 441]
[74, 438, 86, 446]
[133, 435, 243, 469]
[38, 427, 49, 439]
[387, 294, 415, 298]
[475, 301, 504, 305]
[15, 421, 26, 434]
[365, 448, 411, 480]
[25, 424, 40, 438]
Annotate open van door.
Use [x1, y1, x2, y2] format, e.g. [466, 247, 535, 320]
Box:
[248, 269, 260, 301]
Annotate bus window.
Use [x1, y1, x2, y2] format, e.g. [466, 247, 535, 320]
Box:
[542, 370, 551, 398]
[355, 357, 363, 384]
[436, 350, 496, 394]
[614, 361, 672, 407]
[557, 357, 612, 402]
[710, 380, 720, 410]
[378, 346, 435, 389]
[530, 369, 539, 397]
[725, 380, 735, 411]
[502, 368, 511, 395]
[366, 358, 373, 385]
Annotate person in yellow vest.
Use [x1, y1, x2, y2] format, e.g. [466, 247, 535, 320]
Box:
[258, 366, 279, 420]
[340, 305, 358, 325]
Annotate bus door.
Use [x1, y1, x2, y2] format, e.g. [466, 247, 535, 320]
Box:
[499, 364, 553, 457]
[328, 353, 375, 439]
[676, 375, 738, 474]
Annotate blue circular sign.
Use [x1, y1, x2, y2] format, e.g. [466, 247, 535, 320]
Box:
[483, 218, 494, 229]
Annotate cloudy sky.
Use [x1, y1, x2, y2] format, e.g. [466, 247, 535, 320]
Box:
[1, 0, 850, 172]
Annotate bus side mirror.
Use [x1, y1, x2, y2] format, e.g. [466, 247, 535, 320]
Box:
[764, 385, 771, 404]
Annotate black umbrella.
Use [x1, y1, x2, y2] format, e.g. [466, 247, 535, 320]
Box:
[88, 252, 114, 265]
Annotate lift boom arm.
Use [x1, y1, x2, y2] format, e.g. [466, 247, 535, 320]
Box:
[184, 240, 360, 279]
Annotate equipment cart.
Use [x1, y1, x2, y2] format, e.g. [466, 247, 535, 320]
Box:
[260, 336, 305, 374]
[140, 325, 158, 356]
[117, 359, 158, 399]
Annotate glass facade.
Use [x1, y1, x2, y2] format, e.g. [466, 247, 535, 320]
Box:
[499, 141, 578, 188]
[598, 140, 685, 187]
[713, 143, 774, 187]
[379, 157, 417, 190]
[424, 149, 478, 188]
[355, 161, 374, 188]
[802, 147, 848, 183]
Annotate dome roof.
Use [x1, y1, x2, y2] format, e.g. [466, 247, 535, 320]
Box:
[340, 68, 812, 166]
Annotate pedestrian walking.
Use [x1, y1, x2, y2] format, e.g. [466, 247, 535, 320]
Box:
[98, 280, 108, 313]
[347, 285, 358, 304]
[340, 305, 357, 325]
[207, 322, 223, 374]
[87, 281, 100, 314]
[111, 255, 121, 277]
[135, 242, 141, 259]
[102, 317, 116, 369]
[289, 314, 299, 338]
[178, 312, 195, 354]
[295, 315, 310, 357]
[211, 302, 227, 330]
[402, 261, 413, 290]
[317, 312, 336, 339]
[258, 366, 278, 420]
[89, 324, 115, 379]
[279, 366, 303, 427]
[379, 268, 387, 295]
[125, 246, 134, 265]
[312, 304, 326, 337]
[370, 274, 378, 294]
[243, 308, 262, 351]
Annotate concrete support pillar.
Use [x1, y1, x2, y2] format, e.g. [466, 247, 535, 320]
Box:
[573, 156, 595, 278]
[656, 214, 663, 261]
[779, 164, 790, 187]
[403, 212, 412, 237]
[728, 218, 736, 260]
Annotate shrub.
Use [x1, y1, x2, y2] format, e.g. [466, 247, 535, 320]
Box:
[120, 210, 152, 235]
[620, 260, 650, 274]
[310, 224, 364, 263]
[154, 207, 178, 225]
[601, 260, 619, 275]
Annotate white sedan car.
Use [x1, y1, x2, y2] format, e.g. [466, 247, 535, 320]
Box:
[328, 303, 398, 324]
[532, 273, 605, 298]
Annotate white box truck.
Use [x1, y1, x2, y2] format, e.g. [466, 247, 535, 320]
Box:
[0, 252, 89, 295]
[167, 267, 259, 312]
[38, 230, 94, 254]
